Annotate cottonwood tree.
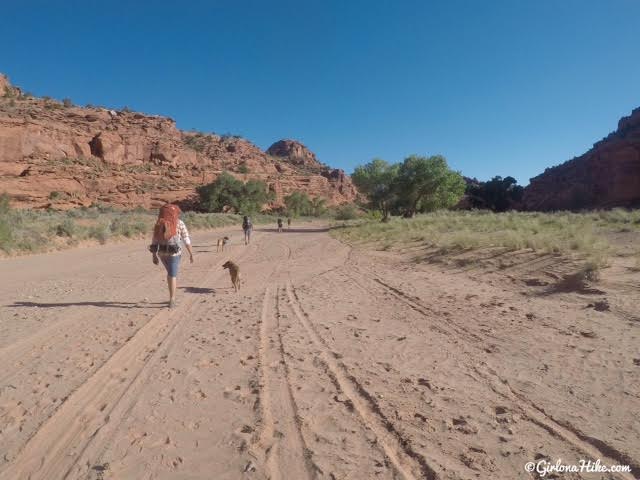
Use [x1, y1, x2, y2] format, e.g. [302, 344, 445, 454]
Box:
[197, 172, 273, 214]
[466, 176, 524, 212]
[394, 155, 465, 216]
[284, 191, 312, 217]
[351, 158, 399, 221]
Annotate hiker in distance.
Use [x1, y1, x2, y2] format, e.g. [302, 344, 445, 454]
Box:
[149, 203, 194, 308]
[242, 215, 252, 245]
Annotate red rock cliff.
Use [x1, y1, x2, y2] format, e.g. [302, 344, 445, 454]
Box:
[0, 74, 358, 210]
[523, 107, 640, 210]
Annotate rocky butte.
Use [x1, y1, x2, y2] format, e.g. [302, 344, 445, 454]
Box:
[0, 73, 357, 210]
[523, 107, 640, 210]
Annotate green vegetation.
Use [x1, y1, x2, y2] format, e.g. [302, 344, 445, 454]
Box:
[283, 192, 329, 218]
[49, 191, 64, 200]
[352, 159, 398, 221]
[332, 209, 640, 270]
[0, 199, 278, 255]
[284, 191, 311, 217]
[352, 155, 465, 220]
[62, 98, 73, 108]
[0, 194, 11, 248]
[334, 204, 359, 220]
[465, 176, 524, 211]
[183, 132, 209, 153]
[197, 172, 274, 214]
[237, 163, 250, 174]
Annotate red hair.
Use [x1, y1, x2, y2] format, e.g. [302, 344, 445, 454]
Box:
[153, 204, 181, 242]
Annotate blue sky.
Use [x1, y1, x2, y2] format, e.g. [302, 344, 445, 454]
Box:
[1, 0, 639, 185]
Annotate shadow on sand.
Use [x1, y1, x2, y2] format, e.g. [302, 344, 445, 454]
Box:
[179, 286, 216, 294]
[9, 301, 166, 309]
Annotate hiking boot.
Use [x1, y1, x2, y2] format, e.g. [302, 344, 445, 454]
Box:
[168, 299, 176, 309]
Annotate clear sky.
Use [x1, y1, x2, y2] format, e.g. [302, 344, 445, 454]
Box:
[1, 0, 639, 185]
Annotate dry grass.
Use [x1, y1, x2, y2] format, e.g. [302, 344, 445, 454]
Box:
[331, 209, 640, 273]
[0, 203, 277, 255]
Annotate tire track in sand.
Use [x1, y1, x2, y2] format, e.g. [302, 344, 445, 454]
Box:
[345, 264, 638, 480]
[0, 244, 256, 480]
[253, 242, 315, 480]
[284, 281, 438, 480]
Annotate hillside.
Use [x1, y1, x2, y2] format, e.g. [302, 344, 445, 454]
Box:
[523, 107, 640, 210]
[0, 74, 357, 210]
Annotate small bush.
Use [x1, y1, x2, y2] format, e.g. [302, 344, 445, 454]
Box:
[56, 219, 76, 237]
[88, 225, 110, 244]
[49, 191, 63, 200]
[238, 163, 249, 174]
[0, 217, 12, 251]
[62, 98, 73, 108]
[0, 193, 10, 215]
[334, 204, 358, 220]
[109, 217, 147, 238]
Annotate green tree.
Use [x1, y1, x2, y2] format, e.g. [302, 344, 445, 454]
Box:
[239, 179, 275, 213]
[284, 191, 312, 217]
[310, 197, 327, 217]
[351, 158, 399, 221]
[466, 176, 524, 212]
[394, 155, 465, 216]
[197, 172, 273, 214]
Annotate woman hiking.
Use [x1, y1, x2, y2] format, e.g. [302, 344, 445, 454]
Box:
[149, 204, 194, 308]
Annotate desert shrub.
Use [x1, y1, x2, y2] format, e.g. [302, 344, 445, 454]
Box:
[62, 98, 73, 107]
[183, 133, 208, 153]
[0, 219, 13, 251]
[88, 224, 110, 244]
[237, 163, 249, 174]
[334, 204, 359, 220]
[0, 196, 12, 251]
[49, 191, 63, 200]
[109, 217, 148, 238]
[364, 209, 383, 221]
[56, 218, 76, 237]
[0, 193, 10, 215]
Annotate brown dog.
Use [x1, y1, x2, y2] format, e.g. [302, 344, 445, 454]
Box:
[217, 236, 230, 252]
[222, 260, 241, 292]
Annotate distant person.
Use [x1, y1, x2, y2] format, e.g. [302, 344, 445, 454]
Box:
[287, 217, 291, 229]
[242, 215, 252, 245]
[277, 217, 283, 232]
[149, 204, 194, 308]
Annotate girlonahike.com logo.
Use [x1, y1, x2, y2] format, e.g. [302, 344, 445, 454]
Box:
[524, 458, 632, 477]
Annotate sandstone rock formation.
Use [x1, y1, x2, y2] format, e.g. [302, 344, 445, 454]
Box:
[0, 74, 357, 210]
[267, 139, 320, 168]
[523, 107, 640, 210]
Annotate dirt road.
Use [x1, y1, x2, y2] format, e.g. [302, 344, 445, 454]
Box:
[0, 225, 638, 479]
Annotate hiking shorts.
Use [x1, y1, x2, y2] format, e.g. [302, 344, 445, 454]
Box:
[160, 254, 181, 278]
